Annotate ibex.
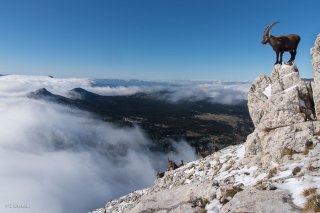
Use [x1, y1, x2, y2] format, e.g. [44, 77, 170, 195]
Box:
[178, 160, 184, 167]
[156, 171, 165, 178]
[198, 150, 211, 158]
[261, 22, 300, 65]
[156, 159, 184, 179]
[167, 158, 178, 171]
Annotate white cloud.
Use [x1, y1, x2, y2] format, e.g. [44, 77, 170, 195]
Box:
[0, 74, 250, 212]
[86, 85, 150, 96]
[0, 75, 91, 97]
[0, 75, 250, 105]
[0, 96, 197, 213]
[159, 82, 250, 104]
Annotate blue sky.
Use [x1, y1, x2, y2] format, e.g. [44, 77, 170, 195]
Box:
[0, 0, 319, 80]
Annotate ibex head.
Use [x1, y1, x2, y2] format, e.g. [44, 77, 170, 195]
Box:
[262, 21, 279, 45]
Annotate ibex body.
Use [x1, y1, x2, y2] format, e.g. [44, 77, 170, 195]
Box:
[262, 22, 300, 65]
[167, 158, 178, 171]
[198, 150, 211, 158]
[156, 171, 165, 178]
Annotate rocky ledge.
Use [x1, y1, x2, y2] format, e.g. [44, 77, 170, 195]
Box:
[91, 34, 320, 213]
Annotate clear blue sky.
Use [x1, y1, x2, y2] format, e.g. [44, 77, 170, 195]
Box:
[0, 0, 319, 80]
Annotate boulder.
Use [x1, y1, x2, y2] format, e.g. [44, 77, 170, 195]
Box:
[216, 184, 243, 204]
[219, 187, 300, 213]
[127, 182, 216, 213]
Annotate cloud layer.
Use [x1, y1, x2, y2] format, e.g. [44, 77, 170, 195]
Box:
[0, 75, 249, 212]
[0, 75, 251, 104]
[156, 82, 250, 104]
[0, 96, 196, 213]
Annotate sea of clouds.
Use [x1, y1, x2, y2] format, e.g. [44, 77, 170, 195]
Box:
[0, 75, 250, 213]
[0, 75, 250, 104]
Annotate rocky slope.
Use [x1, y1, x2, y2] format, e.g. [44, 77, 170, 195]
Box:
[91, 34, 320, 213]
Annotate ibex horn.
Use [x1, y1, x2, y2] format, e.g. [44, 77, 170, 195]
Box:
[264, 21, 280, 36]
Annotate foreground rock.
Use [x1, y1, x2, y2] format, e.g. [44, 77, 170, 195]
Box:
[92, 137, 319, 212]
[220, 187, 300, 213]
[127, 182, 215, 212]
[91, 34, 320, 213]
[95, 145, 245, 213]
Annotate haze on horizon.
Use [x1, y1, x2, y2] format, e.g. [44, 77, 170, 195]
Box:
[0, 0, 319, 80]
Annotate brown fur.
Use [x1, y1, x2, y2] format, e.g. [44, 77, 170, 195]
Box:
[156, 171, 165, 178]
[262, 22, 300, 65]
[167, 158, 178, 171]
[198, 151, 211, 158]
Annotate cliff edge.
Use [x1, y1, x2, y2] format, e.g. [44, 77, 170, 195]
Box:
[92, 34, 320, 213]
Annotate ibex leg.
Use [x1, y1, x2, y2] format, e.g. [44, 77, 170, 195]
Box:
[279, 52, 284, 64]
[275, 52, 279, 65]
[289, 50, 295, 63]
[293, 49, 297, 61]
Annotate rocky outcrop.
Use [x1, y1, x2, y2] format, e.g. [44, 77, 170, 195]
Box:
[248, 64, 315, 131]
[312, 34, 320, 118]
[91, 34, 320, 213]
[244, 57, 320, 169]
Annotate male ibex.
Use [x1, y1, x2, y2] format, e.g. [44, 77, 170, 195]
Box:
[261, 22, 300, 65]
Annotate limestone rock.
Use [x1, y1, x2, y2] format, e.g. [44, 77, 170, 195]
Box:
[216, 184, 243, 204]
[243, 37, 320, 169]
[312, 33, 320, 119]
[91, 208, 106, 213]
[248, 64, 315, 130]
[247, 74, 270, 126]
[258, 87, 305, 130]
[94, 138, 320, 213]
[127, 182, 216, 213]
[244, 121, 320, 169]
[219, 187, 300, 213]
[269, 64, 299, 94]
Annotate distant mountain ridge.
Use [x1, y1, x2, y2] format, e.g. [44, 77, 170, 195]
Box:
[27, 86, 253, 153]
